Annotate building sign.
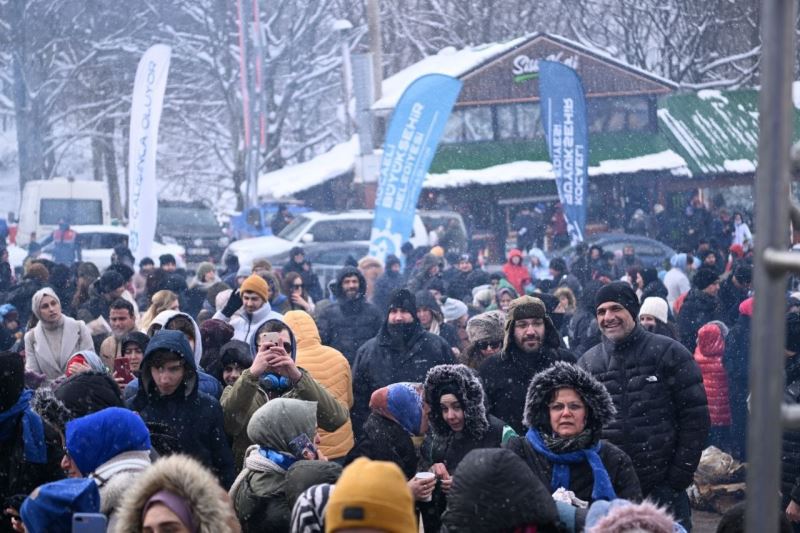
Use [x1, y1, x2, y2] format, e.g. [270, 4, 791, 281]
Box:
[512, 52, 578, 83]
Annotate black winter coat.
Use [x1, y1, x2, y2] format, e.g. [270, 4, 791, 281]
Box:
[724, 308, 751, 460]
[782, 356, 800, 504]
[345, 412, 418, 479]
[0, 416, 63, 533]
[350, 323, 453, 438]
[479, 345, 576, 434]
[316, 268, 382, 364]
[717, 278, 749, 327]
[677, 289, 721, 353]
[505, 435, 642, 503]
[578, 325, 710, 494]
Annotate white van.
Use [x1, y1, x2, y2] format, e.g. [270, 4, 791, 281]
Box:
[16, 177, 111, 246]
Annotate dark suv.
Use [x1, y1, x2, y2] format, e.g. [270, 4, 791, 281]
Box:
[156, 200, 228, 265]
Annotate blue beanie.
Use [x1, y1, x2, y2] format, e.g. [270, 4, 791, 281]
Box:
[65, 407, 151, 475]
[21, 478, 100, 533]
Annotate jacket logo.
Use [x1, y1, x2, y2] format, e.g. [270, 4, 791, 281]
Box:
[646, 375, 658, 382]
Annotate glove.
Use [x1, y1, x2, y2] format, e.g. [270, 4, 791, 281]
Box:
[221, 289, 243, 318]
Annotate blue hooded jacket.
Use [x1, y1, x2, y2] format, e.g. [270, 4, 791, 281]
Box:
[65, 407, 150, 476]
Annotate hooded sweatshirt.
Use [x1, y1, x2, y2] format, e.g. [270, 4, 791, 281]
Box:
[128, 330, 235, 488]
[283, 310, 354, 459]
[231, 398, 320, 533]
[664, 254, 692, 308]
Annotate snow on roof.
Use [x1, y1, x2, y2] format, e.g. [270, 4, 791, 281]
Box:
[423, 149, 690, 189]
[257, 136, 360, 198]
[373, 36, 530, 110]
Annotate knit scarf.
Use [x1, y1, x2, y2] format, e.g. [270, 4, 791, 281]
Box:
[525, 429, 616, 502]
[0, 389, 47, 463]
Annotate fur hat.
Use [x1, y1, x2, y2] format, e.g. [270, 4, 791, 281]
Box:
[693, 267, 719, 291]
[466, 311, 506, 344]
[115, 455, 238, 533]
[523, 361, 616, 438]
[638, 297, 668, 324]
[595, 281, 639, 321]
[424, 364, 489, 439]
[585, 499, 676, 533]
[240, 274, 269, 302]
[325, 458, 416, 533]
[502, 296, 560, 354]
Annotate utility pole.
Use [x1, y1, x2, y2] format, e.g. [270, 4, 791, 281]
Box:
[366, 0, 382, 102]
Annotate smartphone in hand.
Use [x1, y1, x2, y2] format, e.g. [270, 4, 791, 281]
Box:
[114, 357, 134, 384]
[288, 433, 318, 460]
[258, 331, 281, 351]
[72, 513, 107, 533]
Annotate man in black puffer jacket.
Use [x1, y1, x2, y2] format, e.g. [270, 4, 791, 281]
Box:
[479, 296, 575, 435]
[781, 312, 800, 528]
[350, 289, 453, 438]
[316, 266, 382, 365]
[579, 281, 709, 531]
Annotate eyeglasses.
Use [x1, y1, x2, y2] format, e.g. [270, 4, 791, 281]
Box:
[476, 340, 501, 351]
[548, 402, 585, 413]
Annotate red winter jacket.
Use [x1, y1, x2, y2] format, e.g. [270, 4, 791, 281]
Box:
[502, 249, 531, 295]
[693, 322, 731, 426]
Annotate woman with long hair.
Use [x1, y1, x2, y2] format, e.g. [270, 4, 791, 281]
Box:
[138, 290, 179, 333]
[281, 271, 314, 313]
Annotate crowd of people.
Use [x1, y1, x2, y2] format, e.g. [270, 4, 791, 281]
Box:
[0, 200, 797, 533]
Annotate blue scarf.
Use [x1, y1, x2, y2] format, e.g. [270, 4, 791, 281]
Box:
[0, 390, 47, 464]
[526, 428, 616, 502]
[258, 446, 298, 471]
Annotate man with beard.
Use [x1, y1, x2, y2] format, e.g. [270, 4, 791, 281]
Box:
[578, 281, 709, 530]
[316, 266, 382, 364]
[98, 299, 137, 369]
[478, 296, 575, 434]
[350, 289, 453, 437]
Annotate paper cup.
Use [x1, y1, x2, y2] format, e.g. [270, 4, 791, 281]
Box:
[415, 471, 436, 501]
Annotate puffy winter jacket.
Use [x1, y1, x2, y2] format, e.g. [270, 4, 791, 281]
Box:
[502, 249, 532, 296]
[782, 355, 800, 505]
[282, 310, 354, 459]
[315, 267, 382, 364]
[693, 322, 731, 426]
[578, 325, 710, 495]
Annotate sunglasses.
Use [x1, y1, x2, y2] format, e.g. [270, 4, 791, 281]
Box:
[476, 340, 502, 351]
[292, 284, 304, 289]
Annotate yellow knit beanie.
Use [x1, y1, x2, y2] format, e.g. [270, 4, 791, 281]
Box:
[240, 274, 269, 302]
[325, 458, 416, 533]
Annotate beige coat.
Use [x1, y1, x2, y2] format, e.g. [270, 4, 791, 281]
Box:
[24, 316, 93, 380]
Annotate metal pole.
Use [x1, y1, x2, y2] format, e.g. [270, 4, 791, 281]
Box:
[746, 0, 796, 530]
[366, 0, 382, 101]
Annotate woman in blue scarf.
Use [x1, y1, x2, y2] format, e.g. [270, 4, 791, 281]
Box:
[505, 361, 641, 508]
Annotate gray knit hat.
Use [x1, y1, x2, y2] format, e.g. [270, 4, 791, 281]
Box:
[466, 311, 506, 344]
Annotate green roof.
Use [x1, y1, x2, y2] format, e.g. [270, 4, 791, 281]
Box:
[429, 131, 674, 174]
[657, 88, 800, 177]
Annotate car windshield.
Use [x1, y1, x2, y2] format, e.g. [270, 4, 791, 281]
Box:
[40, 199, 102, 225]
[158, 206, 219, 230]
[278, 215, 311, 241]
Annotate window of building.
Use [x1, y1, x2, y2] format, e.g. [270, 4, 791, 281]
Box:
[496, 103, 542, 140]
[441, 107, 493, 143]
[588, 96, 654, 134]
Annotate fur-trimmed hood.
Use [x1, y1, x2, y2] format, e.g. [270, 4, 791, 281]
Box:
[523, 361, 616, 438]
[115, 454, 238, 533]
[424, 364, 489, 439]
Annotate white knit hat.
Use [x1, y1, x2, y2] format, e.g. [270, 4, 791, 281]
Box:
[638, 297, 668, 324]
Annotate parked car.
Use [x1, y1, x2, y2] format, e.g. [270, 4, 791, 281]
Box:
[551, 233, 676, 270]
[156, 200, 228, 265]
[222, 210, 431, 269]
[38, 225, 186, 271]
[228, 201, 310, 240]
[269, 241, 370, 299]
